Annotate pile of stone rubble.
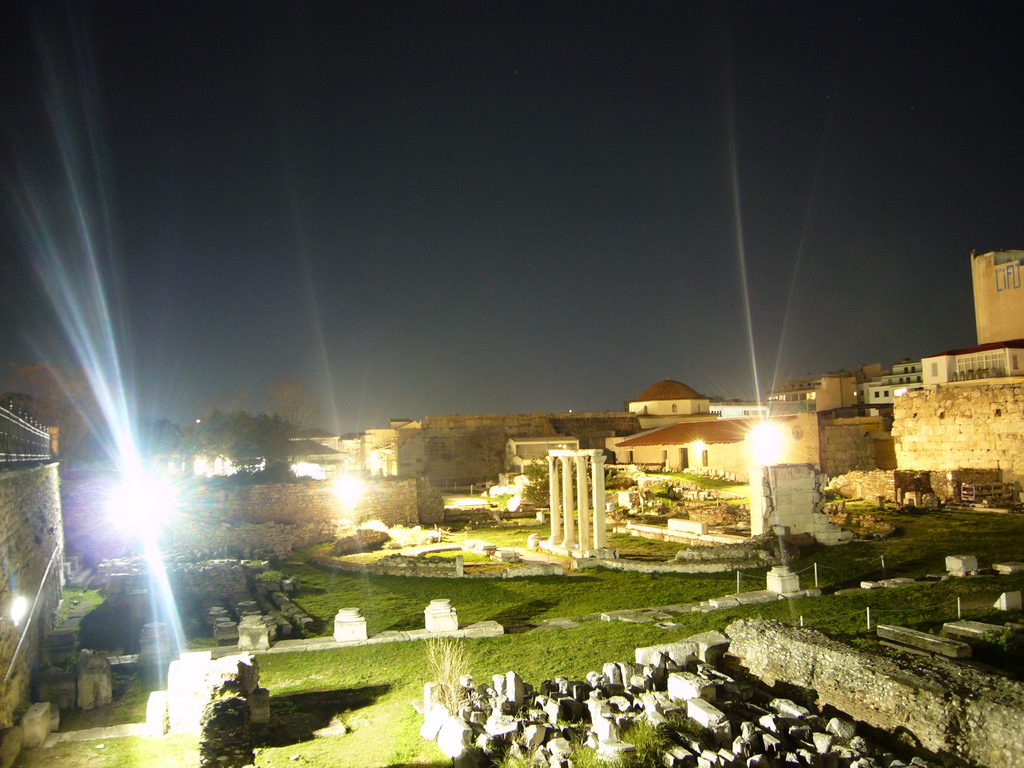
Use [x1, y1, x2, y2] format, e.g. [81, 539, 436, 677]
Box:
[418, 630, 939, 768]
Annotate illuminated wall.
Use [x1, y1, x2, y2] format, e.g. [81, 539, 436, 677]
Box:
[0, 463, 63, 728]
[972, 250, 1024, 344]
[894, 382, 1024, 486]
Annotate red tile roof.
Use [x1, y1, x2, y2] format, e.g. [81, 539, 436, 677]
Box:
[633, 378, 705, 401]
[925, 338, 1024, 358]
[614, 417, 795, 447]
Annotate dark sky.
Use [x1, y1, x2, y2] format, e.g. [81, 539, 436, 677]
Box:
[2, 2, 1022, 434]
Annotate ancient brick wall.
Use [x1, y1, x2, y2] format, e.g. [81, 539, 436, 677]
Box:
[0, 464, 63, 728]
[726, 618, 1024, 766]
[62, 472, 423, 564]
[186, 478, 417, 527]
[893, 383, 1024, 485]
[159, 520, 339, 560]
[828, 469, 896, 502]
[819, 423, 876, 477]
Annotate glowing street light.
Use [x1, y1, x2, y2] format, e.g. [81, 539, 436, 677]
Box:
[750, 422, 784, 466]
[9, 596, 28, 626]
[334, 475, 364, 508]
[106, 471, 178, 533]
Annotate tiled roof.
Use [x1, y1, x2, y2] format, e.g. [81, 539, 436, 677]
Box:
[634, 378, 705, 401]
[925, 338, 1024, 358]
[614, 416, 795, 447]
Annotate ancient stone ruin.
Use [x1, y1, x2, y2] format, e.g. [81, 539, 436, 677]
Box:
[418, 619, 1024, 767]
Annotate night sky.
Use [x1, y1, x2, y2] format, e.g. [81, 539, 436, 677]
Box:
[2, 2, 1022, 434]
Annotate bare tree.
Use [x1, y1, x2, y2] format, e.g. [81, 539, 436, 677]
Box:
[267, 377, 325, 431]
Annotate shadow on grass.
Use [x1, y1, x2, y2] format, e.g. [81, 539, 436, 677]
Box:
[490, 598, 559, 626]
[255, 685, 391, 746]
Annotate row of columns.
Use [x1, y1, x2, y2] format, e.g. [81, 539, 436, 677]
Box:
[546, 449, 607, 552]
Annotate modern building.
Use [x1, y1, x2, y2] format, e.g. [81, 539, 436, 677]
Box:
[767, 371, 858, 414]
[972, 249, 1024, 344]
[709, 399, 769, 419]
[859, 360, 924, 405]
[625, 379, 711, 429]
[921, 339, 1024, 386]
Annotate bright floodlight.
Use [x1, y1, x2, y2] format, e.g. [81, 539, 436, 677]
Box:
[107, 472, 177, 533]
[335, 475, 364, 508]
[750, 422, 784, 466]
[9, 595, 28, 626]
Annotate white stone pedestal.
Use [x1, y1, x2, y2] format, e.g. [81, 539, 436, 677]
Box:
[237, 616, 272, 650]
[424, 599, 459, 633]
[333, 607, 368, 642]
[766, 565, 801, 595]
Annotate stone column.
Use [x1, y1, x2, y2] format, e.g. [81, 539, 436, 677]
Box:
[560, 455, 576, 549]
[591, 452, 607, 549]
[547, 455, 562, 544]
[575, 454, 591, 551]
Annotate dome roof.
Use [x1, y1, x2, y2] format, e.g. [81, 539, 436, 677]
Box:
[635, 378, 705, 401]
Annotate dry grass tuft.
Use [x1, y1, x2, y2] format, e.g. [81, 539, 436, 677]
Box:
[425, 637, 470, 714]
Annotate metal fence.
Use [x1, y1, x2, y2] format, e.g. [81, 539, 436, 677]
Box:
[0, 401, 53, 464]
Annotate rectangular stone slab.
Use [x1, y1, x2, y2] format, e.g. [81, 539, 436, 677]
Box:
[876, 624, 972, 658]
[942, 620, 1008, 640]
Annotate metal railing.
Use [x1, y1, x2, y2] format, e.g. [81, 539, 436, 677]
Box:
[0, 401, 53, 464]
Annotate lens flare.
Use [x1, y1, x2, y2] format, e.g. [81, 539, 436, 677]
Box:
[750, 422, 784, 466]
[335, 475, 364, 507]
[9, 596, 29, 626]
[106, 471, 177, 533]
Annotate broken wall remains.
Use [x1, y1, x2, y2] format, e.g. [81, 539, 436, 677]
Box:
[725, 618, 1024, 766]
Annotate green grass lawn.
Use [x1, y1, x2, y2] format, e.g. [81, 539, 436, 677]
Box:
[285, 510, 1024, 636]
[288, 563, 737, 635]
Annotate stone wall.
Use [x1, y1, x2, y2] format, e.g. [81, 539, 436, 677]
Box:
[0, 464, 63, 728]
[725, 618, 1024, 766]
[159, 520, 339, 560]
[310, 553, 465, 578]
[61, 471, 425, 564]
[187, 478, 420, 527]
[893, 383, 1024, 486]
[819, 423, 877, 477]
[828, 469, 896, 502]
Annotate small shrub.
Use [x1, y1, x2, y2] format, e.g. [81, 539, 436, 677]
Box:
[257, 569, 284, 583]
[983, 627, 1019, 653]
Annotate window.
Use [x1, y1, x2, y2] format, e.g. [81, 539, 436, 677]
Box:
[671, 403, 677, 413]
[930, 362, 938, 377]
[956, 350, 1007, 378]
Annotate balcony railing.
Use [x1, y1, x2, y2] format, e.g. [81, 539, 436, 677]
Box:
[0, 402, 53, 464]
[949, 368, 1012, 382]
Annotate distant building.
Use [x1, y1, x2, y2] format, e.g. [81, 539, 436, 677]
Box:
[607, 414, 820, 481]
[767, 371, 858, 414]
[972, 249, 1024, 344]
[625, 379, 711, 429]
[709, 399, 768, 419]
[921, 339, 1024, 385]
[858, 360, 924, 406]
